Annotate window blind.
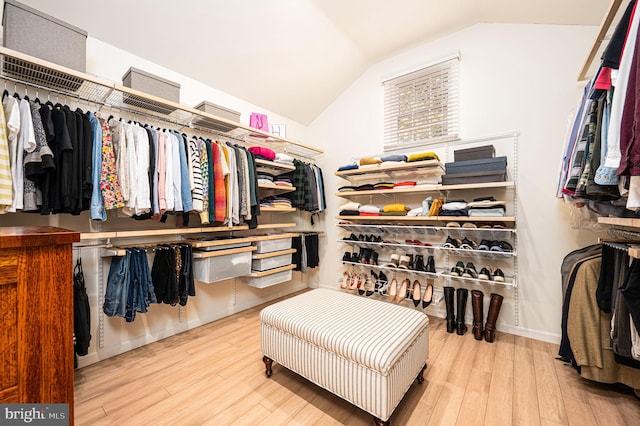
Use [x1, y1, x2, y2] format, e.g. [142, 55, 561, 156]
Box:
[383, 57, 459, 150]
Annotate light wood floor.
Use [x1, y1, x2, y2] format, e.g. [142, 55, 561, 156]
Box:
[74, 291, 640, 425]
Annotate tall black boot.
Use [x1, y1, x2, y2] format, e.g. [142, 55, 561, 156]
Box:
[456, 288, 468, 335]
[444, 286, 456, 333]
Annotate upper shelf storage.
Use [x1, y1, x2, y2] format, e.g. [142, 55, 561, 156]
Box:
[335, 159, 444, 182]
[0, 46, 323, 159]
[336, 181, 515, 197]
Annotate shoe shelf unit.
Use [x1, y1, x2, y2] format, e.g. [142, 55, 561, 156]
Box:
[334, 133, 519, 323]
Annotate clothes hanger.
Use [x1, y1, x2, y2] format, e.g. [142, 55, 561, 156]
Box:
[2, 89, 9, 101]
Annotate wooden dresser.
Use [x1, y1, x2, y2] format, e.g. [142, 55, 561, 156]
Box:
[0, 227, 79, 422]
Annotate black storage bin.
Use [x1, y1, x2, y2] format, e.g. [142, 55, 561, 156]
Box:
[454, 145, 495, 162]
[441, 170, 507, 185]
[445, 156, 507, 175]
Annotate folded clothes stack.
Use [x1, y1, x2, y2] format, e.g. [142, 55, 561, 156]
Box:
[257, 172, 275, 185]
[440, 199, 468, 217]
[359, 204, 381, 216]
[337, 163, 358, 171]
[393, 181, 416, 188]
[248, 146, 276, 161]
[380, 154, 407, 163]
[381, 203, 410, 216]
[359, 157, 382, 166]
[260, 196, 293, 208]
[407, 151, 440, 162]
[467, 197, 506, 217]
[274, 153, 294, 166]
[374, 182, 395, 190]
[274, 177, 293, 187]
[339, 201, 361, 216]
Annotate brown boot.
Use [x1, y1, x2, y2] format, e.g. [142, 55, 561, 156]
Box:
[484, 293, 504, 343]
[471, 290, 484, 340]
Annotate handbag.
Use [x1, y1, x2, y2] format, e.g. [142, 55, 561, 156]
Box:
[249, 112, 270, 134]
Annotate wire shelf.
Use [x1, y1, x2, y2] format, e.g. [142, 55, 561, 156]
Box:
[0, 46, 322, 158]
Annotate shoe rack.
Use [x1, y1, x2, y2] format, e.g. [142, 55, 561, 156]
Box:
[334, 133, 519, 324]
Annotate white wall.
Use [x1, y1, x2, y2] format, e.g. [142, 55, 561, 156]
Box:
[308, 23, 600, 343]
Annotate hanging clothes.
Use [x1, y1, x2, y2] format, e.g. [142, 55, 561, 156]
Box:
[73, 258, 91, 357]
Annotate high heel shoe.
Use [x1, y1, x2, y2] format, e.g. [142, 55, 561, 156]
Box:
[367, 271, 378, 297]
[389, 278, 398, 302]
[377, 271, 389, 296]
[357, 274, 367, 296]
[422, 281, 433, 309]
[340, 271, 350, 289]
[397, 278, 409, 303]
[411, 280, 422, 307]
[348, 273, 358, 292]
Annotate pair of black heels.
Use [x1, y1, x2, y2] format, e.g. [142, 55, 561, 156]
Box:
[413, 255, 436, 273]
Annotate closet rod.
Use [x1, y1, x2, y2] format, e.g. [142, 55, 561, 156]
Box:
[0, 74, 271, 146]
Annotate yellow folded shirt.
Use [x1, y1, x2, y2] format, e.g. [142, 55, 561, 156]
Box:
[383, 203, 410, 213]
[407, 152, 440, 162]
[360, 157, 382, 166]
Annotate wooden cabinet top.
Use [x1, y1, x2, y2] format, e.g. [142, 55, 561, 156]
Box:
[0, 226, 80, 248]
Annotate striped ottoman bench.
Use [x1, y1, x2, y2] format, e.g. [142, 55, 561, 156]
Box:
[260, 288, 429, 425]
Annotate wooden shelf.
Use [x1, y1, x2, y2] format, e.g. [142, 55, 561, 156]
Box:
[335, 159, 444, 178]
[246, 264, 296, 278]
[336, 181, 515, 197]
[79, 223, 296, 240]
[252, 248, 297, 260]
[259, 183, 296, 191]
[261, 206, 296, 213]
[192, 246, 256, 259]
[0, 46, 323, 158]
[597, 217, 640, 227]
[255, 159, 296, 175]
[336, 216, 516, 223]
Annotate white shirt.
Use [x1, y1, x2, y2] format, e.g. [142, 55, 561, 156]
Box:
[164, 131, 174, 211]
[3, 96, 20, 212]
[133, 124, 150, 214]
[121, 122, 138, 216]
[604, 8, 640, 169]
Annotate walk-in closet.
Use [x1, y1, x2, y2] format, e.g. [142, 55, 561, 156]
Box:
[0, 1, 639, 425]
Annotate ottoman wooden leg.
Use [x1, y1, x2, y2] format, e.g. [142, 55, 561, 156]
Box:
[263, 356, 273, 378]
[374, 416, 390, 425]
[416, 363, 427, 384]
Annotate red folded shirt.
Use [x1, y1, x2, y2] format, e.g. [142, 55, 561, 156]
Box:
[393, 181, 417, 187]
[359, 212, 381, 216]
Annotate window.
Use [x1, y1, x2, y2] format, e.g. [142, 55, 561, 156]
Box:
[383, 55, 459, 150]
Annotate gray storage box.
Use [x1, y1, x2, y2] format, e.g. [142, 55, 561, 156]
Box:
[441, 170, 507, 185]
[122, 67, 180, 114]
[193, 251, 252, 283]
[3, 0, 87, 72]
[252, 253, 293, 272]
[244, 269, 293, 288]
[445, 156, 507, 175]
[454, 145, 495, 162]
[254, 237, 292, 254]
[192, 101, 241, 133]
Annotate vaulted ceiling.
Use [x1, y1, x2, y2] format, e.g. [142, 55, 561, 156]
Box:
[9, 0, 609, 124]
